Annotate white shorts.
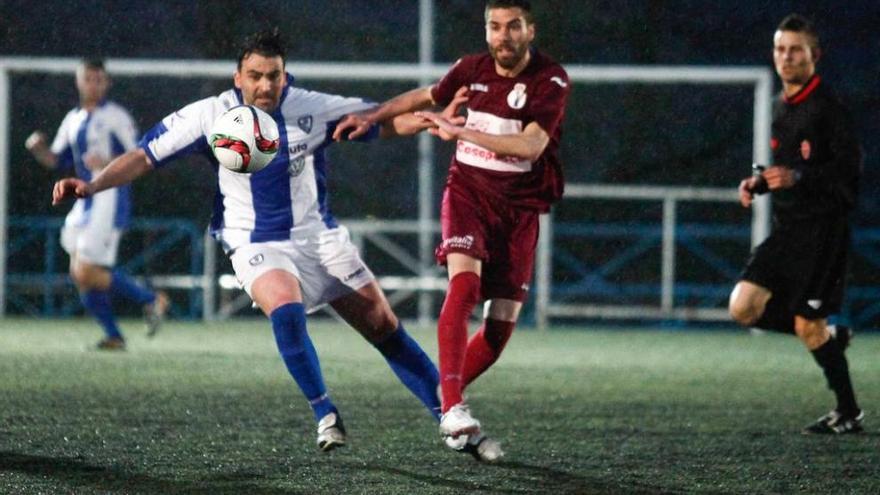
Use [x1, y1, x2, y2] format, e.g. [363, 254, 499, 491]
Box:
[60, 190, 123, 267]
[229, 226, 375, 312]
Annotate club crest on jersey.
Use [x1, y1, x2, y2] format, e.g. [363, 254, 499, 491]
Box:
[297, 115, 313, 133]
[249, 254, 264, 266]
[288, 156, 306, 177]
[800, 140, 812, 160]
[507, 83, 527, 109]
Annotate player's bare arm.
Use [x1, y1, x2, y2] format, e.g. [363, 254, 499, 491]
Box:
[25, 130, 58, 169]
[417, 111, 550, 162]
[381, 86, 469, 138]
[334, 86, 435, 141]
[53, 148, 153, 205]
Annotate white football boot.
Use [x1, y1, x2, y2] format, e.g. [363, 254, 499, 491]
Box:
[439, 403, 481, 439]
[316, 412, 347, 451]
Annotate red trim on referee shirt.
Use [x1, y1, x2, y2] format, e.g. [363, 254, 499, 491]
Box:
[783, 75, 821, 105]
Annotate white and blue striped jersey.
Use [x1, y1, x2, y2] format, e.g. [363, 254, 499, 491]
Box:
[51, 100, 138, 228]
[139, 74, 378, 252]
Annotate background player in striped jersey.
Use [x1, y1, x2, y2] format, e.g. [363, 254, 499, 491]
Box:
[51, 31, 450, 452]
[335, 0, 570, 460]
[26, 58, 169, 350]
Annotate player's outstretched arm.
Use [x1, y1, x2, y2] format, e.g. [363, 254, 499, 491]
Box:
[417, 112, 550, 162]
[25, 131, 58, 169]
[334, 87, 435, 141]
[52, 148, 153, 205]
[382, 86, 469, 138]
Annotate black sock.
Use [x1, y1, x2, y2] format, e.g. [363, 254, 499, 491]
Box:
[753, 296, 795, 334]
[811, 338, 860, 417]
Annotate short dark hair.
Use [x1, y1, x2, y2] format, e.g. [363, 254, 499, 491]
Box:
[776, 13, 819, 50]
[485, 0, 533, 24]
[237, 28, 287, 69]
[80, 58, 106, 72]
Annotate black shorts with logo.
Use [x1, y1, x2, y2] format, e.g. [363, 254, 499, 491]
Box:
[740, 215, 849, 320]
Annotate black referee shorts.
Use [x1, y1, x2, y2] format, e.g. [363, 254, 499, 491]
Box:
[740, 215, 849, 320]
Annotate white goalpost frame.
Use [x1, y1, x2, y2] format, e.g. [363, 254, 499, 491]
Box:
[534, 66, 773, 330]
[0, 57, 772, 321]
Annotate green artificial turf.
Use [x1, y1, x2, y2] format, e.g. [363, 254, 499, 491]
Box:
[0, 318, 877, 494]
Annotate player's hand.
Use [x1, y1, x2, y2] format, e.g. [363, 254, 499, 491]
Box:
[439, 86, 469, 126]
[415, 111, 463, 141]
[738, 177, 757, 208]
[762, 165, 797, 190]
[332, 112, 373, 141]
[52, 178, 92, 205]
[25, 130, 48, 152]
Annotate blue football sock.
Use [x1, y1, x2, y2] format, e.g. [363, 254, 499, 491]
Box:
[110, 270, 155, 305]
[82, 290, 122, 339]
[270, 303, 335, 421]
[374, 323, 441, 421]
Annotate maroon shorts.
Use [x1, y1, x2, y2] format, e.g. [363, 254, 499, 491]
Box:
[435, 181, 539, 302]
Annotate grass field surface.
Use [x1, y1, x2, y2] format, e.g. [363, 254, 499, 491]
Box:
[0, 318, 878, 494]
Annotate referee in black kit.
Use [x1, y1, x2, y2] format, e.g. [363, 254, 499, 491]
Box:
[728, 14, 864, 434]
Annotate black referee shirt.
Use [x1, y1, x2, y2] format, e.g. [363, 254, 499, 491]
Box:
[770, 74, 862, 221]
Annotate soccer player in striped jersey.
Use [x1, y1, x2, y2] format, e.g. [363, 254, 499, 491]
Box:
[26, 58, 169, 351]
[52, 31, 447, 452]
[335, 0, 570, 461]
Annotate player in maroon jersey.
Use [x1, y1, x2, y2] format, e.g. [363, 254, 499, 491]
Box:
[334, 0, 570, 461]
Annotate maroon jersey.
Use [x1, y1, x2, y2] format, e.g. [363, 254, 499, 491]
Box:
[431, 49, 570, 212]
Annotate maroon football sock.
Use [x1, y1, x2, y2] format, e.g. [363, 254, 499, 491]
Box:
[437, 271, 481, 413]
[462, 318, 515, 387]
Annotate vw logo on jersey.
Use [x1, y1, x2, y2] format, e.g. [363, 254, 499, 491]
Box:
[288, 156, 306, 177]
[507, 83, 527, 109]
[297, 115, 313, 133]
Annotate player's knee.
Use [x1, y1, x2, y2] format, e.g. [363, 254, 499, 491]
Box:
[69, 266, 87, 288]
[794, 320, 829, 349]
[70, 263, 103, 290]
[358, 306, 398, 343]
[483, 319, 514, 352]
[728, 297, 761, 326]
[484, 298, 521, 322]
[728, 281, 771, 327]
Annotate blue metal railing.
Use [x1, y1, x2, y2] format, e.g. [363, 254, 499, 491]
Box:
[8, 215, 880, 329]
[6, 216, 204, 318]
[544, 221, 880, 329]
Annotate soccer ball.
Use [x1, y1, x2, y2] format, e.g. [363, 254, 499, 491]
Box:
[209, 105, 280, 173]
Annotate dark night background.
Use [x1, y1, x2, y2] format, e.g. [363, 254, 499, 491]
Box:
[1, 1, 878, 324]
